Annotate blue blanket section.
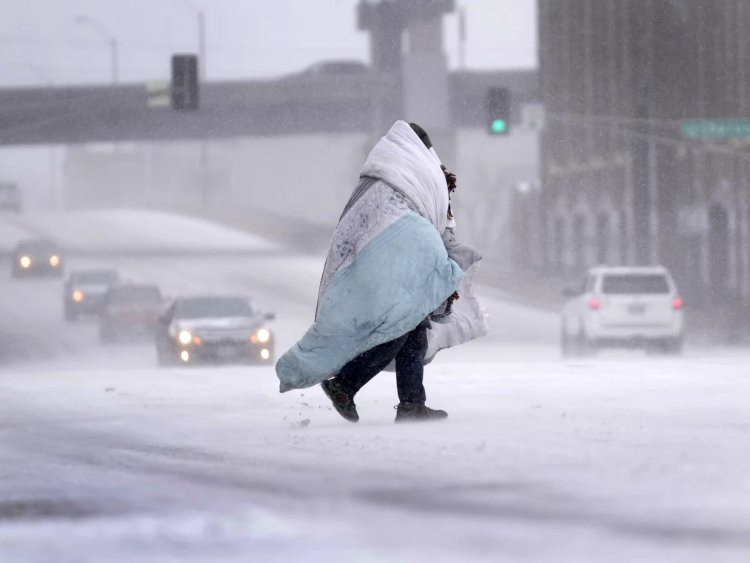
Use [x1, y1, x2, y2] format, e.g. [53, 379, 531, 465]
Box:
[276, 212, 464, 392]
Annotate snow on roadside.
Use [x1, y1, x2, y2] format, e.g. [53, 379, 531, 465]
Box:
[7, 209, 280, 254]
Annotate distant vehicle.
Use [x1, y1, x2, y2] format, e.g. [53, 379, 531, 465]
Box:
[561, 265, 684, 356]
[63, 269, 120, 321]
[12, 238, 63, 277]
[0, 182, 21, 213]
[302, 60, 369, 75]
[99, 283, 163, 343]
[155, 296, 275, 366]
[286, 59, 369, 81]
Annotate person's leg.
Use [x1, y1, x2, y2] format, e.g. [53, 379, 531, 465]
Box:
[394, 322, 428, 404]
[393, 321, 448, 422]
[321, 333, 408, 423]
[334, 334, 408, 396]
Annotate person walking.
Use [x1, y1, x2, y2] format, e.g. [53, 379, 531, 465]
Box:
[275, 121, 487, 422]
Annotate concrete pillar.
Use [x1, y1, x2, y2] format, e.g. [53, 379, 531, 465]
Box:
[358, 1, 404, 134]
[358, 0, 455, 162]
[402, 14, 455, 164]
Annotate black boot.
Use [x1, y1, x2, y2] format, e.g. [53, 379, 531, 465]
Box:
[321, 379, 359, 423]
[394, 402, 448, 423]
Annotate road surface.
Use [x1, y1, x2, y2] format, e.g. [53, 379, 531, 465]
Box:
[0, 210, 748, 563]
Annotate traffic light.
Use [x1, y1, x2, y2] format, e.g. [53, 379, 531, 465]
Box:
[487, 86, 510, 135]
[171, 54, 199, 111]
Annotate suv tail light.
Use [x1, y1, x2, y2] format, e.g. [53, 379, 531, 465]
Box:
[589, 299, 601, 310]
[672, 297, 684, 310]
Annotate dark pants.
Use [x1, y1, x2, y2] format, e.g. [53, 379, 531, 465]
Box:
[333, 321, 428, 404]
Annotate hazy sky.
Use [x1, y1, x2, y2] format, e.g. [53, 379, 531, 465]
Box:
[2, 0, 537, 87]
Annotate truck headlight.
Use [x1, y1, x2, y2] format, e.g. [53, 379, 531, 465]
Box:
[256, 328, 270, 343]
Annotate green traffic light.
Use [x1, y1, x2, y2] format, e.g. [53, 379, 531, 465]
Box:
[491, 119, 507, 134]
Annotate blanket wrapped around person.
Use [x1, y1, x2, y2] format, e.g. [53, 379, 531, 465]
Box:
[276, 120, 488, 393]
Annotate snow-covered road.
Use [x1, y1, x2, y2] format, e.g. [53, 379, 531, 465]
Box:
[1, 210, 749, 563]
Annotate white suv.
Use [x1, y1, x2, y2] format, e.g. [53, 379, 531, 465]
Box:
[561, 266, 684, 355]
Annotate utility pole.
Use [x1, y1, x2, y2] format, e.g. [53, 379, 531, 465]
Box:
[198, 9, 206, 80]
[75, 15, 118, 84]
[181, 0, 206, 79]
[196, 7, 207, 204]
[458, 7, 466, 70]
[180, 0, 209, 205]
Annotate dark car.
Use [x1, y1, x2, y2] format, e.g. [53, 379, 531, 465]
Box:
[99, 283, 163, 343]
[63, 269, 120, 321]
[12, 238, 64, 277]
[155, 296, 275, 366]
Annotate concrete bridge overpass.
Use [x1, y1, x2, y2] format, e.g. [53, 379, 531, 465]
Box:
[0, 70, 537, 146]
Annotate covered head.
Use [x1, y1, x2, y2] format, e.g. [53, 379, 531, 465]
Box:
[409, 122, 432, 149]
[360, 120, 449, 234]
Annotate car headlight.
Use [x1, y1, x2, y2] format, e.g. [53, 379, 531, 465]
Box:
[178, 330, 192, 345]
[49, 255, 60, 267]
[72, 290, 84, 302]
[19, 256, 31, 269]
[253, 328, 271, 343]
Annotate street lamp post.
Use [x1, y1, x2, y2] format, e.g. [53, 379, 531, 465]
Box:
[180, 1, 208, 205]
[24, 63, 59, 209]
[181, 0, 206, 80]
[458, 7, 466, 70]
[75, 15, 119, 84]
[75, 15, 120, 207]
[198, 10, 206, 81]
